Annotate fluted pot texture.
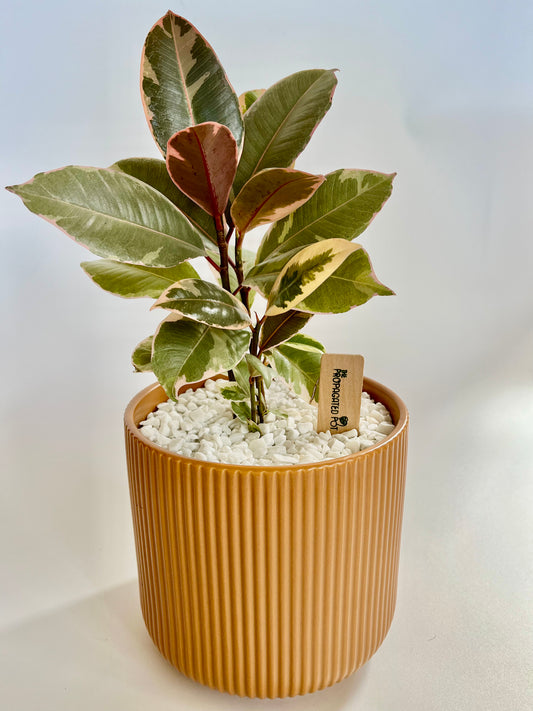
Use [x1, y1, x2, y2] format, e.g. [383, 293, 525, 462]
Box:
[124, 376, 408, 698]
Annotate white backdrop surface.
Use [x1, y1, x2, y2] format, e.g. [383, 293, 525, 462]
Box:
[1, 1, 532, 709]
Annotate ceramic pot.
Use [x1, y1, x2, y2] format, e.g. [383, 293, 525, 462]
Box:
[124, 377, 408, 698]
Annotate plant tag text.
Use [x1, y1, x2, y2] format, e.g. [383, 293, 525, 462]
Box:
[316, 354, 364, 434]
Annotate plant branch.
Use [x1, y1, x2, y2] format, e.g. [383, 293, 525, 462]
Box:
[249, 378, 257, 423]
[214, 213, 231, 292]
[248, 316, 268, 423]
[205, 255, 220, 272]
[235, 229, 250, 313]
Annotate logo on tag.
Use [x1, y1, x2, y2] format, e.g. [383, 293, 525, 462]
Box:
[330, 414, 349, 430]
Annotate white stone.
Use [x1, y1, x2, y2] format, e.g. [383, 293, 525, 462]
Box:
[377, 422, 395, 435]
[139, 377, 393, 466]
[297, 421, 314, 435]
[249, 438, 267, 458]
[346, 439, 361, 453]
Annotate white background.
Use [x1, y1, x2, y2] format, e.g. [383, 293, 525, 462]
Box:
[1, 1, 532, 708]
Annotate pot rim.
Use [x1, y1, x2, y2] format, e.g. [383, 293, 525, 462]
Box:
[124, 376, 408, 472]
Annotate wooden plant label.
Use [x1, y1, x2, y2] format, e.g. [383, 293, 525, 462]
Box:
[316, 354, 364, 434]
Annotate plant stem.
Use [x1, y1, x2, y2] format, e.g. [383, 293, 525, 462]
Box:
[213, 213, 236, 382]
[249, 317, 267, 424]
[205, 255, 220, 272]
[234, 229, 250, 313]
[256, 377, 266, 422]
[214, 214, 231, 292]
[250, 378, 257, 423]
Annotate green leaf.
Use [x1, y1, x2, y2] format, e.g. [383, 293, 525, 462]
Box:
[152, 278, 251, 329]
[152, 315, 250, 398]
[270, 334, 324, 401]
[231, 168, 324, 235]
[259, 310, 313, 352]
[238, 89, 265, 114]
[244, 250, 297, 297]
[7, 166, 206, 267]
[296, 248, 394, 313]
[220, 384, 248, 401]
[233, 69, 337, 194]
[166, 122, 238, 217]
[284, 333, 326, 353]
[266, 239, 362, 315]
[244, 354, 273, 388]
[132, 336, 154, 372]
[231, 400, 256, 427]
[232, 357, 252, 393]
[110, 158, 217, 246]
[257, 169, 396, 263]
[81, 260, 199, 299]
[141, 11, 243, 154]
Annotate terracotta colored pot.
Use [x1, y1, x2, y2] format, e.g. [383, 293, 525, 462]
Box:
[124, 377, 408, 698]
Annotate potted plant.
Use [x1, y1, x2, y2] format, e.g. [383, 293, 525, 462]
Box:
[7, 11, 408, 699]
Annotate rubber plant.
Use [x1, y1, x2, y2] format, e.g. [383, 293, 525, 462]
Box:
[7, 11, 395, 427]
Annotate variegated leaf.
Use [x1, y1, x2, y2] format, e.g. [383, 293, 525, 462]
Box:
[152, 315, 250, 398]
[269, 334, 325, 401]
[6, 166, 205, 267]
[132, 336, 154, 372]
[81, 260, 199, 299]
[296, 248, 394, 313]
[167, 122, 238, 217]
[110, 157, 217, 246]
[233, 69, 337, 194]
[152, 278, 251, 329]
[244, 354, 273, 388]
[141, 11, 243, 154]
[266, 239, 362, 316]
[244, 249, 298, 297]
[257, 169, 396, 263]
[232, 357, 252, 393]
[259, 310, 313, 352]
[238, 89, 265, 114]
[231, 168, 324, 235]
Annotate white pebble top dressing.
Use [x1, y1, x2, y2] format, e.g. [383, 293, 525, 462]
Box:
[139, 378, 395, 466]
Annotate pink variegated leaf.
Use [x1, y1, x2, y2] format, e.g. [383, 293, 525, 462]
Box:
[166, 122, 238, 218]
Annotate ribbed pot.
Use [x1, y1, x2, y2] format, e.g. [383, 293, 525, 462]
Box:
[124, 377, 408, 698]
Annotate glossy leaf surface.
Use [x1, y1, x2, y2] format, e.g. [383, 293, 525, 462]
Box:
[233, 69, 337, 194]
[152, 315, 250, 397]
[257, 169, 396, 262]
[231, 168, 324, 235]
[259, 310, 313, 352]
[81, 260, 199, 299]
[152, 278, 251, 329]
[7, 166, 205, 267]
[141, 11, 243, 154]
[110, 157, 217, 246]
[244, 354, 273, 388]
[132, 336, 154, 372]
[232, 357, 252, 393]
[266, 239, 361, 315]
[167, 122, 238, 216]
[296, 248, 394, 313]
[243, 250, 297, 297]
[270, 334, 325, 401]
[231, 400, 253, 424]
